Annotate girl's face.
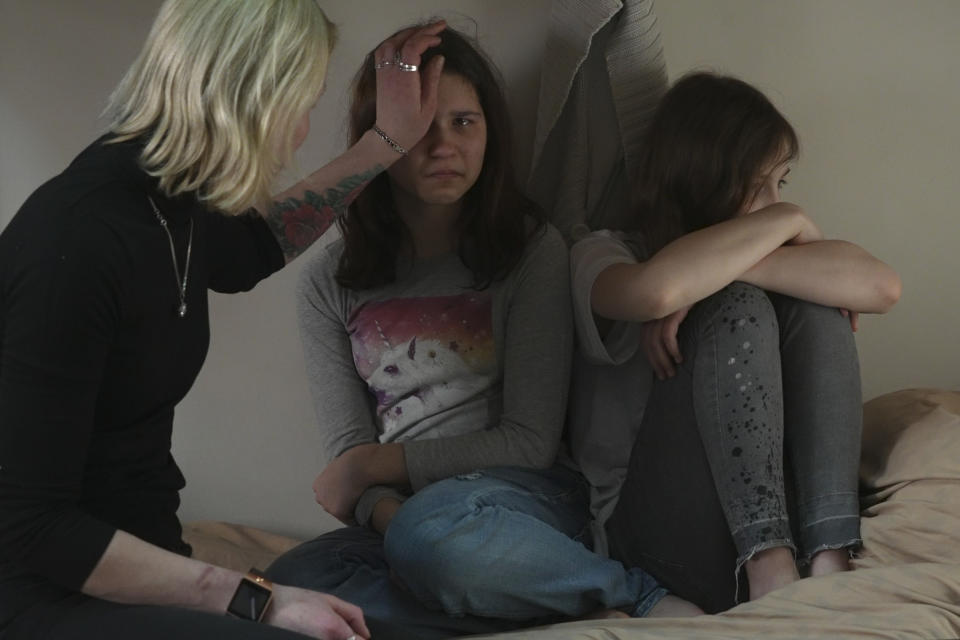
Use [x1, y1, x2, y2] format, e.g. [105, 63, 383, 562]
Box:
[387, 73, 487, 210]
[742, 157, 791, 214]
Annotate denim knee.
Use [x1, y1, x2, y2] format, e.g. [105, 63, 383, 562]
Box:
[689, 283, 779, 344]
[383, 469, 590, 617]
[383, 476, 497, 610]
[770, 294, 859, 359]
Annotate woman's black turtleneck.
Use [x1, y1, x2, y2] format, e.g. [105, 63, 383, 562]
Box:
[0, 136, 284, 623]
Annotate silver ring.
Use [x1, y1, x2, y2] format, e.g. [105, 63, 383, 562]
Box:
[374, 60, 394, 70]
[393, 51, 418, 72]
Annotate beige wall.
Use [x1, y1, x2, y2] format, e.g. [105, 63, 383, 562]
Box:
[1, 1, 957, 537]
[655, 0, 959, 402]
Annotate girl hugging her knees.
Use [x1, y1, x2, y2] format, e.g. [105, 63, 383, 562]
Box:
[571, 72, 901, 613]
[267, 25, 698, 640]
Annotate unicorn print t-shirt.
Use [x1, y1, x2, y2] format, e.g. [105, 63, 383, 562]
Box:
[349, 292, 497, 441]
[297, 225, 573, 523]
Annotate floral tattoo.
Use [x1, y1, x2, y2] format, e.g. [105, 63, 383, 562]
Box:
[267, 166, 382, 261]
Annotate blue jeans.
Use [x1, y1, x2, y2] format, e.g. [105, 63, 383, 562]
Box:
[267, 465, 665, 639]
[608, 283, 862, 612]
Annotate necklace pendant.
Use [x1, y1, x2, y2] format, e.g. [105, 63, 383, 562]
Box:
[147, 196, 194, 322]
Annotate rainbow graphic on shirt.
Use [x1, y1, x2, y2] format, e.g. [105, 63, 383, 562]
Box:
[347, 292, 496, 437]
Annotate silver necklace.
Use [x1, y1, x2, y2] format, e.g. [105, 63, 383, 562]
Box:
[147, 196, 193, 318]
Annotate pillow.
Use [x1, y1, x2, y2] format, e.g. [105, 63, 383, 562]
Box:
[854, 388, 960, 569]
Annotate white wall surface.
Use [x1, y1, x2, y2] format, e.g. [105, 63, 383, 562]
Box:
[2, 1, 957, 537]
[654, 0, 960, 416]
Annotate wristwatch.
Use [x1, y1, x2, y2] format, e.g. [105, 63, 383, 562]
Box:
[226, 568, 274, 622]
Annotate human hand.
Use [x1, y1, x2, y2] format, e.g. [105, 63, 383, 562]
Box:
[641, 305, 692, 380]
[266, 584, 370, 640]
[313, 447, 372, 524]
[373, 21, 446, 150]
[840, 308, 860, 332]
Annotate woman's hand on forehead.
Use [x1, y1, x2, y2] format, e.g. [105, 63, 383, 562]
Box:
[374, 21, 447, 151]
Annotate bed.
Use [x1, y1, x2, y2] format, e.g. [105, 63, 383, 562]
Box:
[185, 387, 960, 639]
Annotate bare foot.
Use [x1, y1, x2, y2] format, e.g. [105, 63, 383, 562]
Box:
[647, 594, 705, 617]
[580, 608, 630, 620]
[809, 549, 850, 577]
[746, 546, 799, 600]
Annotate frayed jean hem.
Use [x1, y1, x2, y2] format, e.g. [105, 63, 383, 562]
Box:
[798, 537, 863, 564]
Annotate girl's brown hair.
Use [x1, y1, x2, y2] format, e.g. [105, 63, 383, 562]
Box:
[633, 72, 799, 253]
[336, 26, 542, 290]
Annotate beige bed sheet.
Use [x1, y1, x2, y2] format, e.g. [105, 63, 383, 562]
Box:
[184, 519, 302, 574]
[186, 388, 960, 639]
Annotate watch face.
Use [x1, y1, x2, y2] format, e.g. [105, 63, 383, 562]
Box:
[227, 579, 272, 620]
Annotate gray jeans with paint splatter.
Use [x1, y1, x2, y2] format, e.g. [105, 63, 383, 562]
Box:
[608, 282, 862, 612]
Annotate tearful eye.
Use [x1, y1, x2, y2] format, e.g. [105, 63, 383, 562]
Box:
[454, 117, 471, 127]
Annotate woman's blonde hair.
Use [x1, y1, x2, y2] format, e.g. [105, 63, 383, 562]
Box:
[106, 0, 337, 214]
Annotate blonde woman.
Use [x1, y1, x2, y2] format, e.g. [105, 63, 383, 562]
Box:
[0, 2, 446, 639]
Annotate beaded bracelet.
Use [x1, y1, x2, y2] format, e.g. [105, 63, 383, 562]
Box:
[372, 125, 407, 155]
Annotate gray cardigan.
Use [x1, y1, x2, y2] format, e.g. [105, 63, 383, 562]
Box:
[528, 0, 668, 553]
[528, 0, 667, 240]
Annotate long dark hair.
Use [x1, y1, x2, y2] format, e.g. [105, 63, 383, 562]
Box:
[633, 72, 799, 254]
[336, 25, 542, 290]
